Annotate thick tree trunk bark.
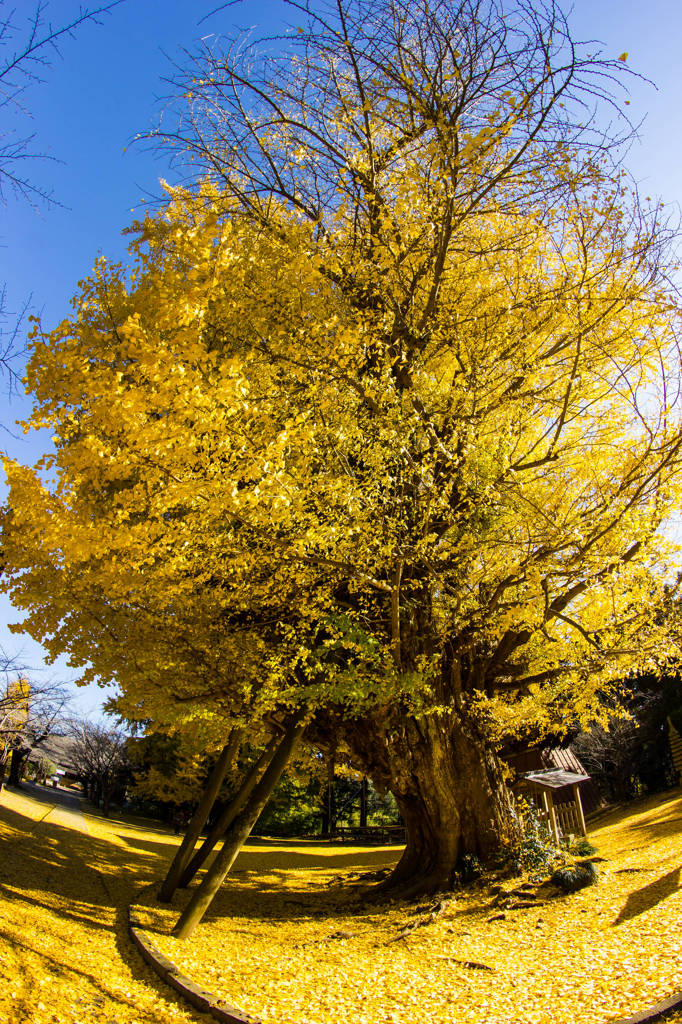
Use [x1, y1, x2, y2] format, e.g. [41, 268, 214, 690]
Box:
[178, 734, 278, 890]
[344, 709, 517, 897]
[159, 728, 242, 902]
[173, 718, 305, 939]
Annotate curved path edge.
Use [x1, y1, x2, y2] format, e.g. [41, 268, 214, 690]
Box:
[609, 992, 682, 1024]
[128, 901, 682, 1024]
[128, 904, 263, 1024]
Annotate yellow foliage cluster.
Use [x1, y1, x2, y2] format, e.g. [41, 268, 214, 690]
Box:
[3, 177, 682, 745]
[3, 0, 682, 883]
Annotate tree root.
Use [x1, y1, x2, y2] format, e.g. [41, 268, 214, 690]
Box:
[434, 956, 494, 971]
[386, 896, 451, 943]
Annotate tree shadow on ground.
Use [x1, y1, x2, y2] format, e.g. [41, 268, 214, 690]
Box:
[612, 865, 681, 926]
[137, 857, 402, 933]
[115, 832, 178, 855]
[0, 800, 162, 910]
[232, 843, 401, 872]
[5, 779, 81, 803]
[0, 787, 209, 1022]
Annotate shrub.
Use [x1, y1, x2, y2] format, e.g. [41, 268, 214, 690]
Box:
[551, 860, 598, 893]
[504, 802, 563, 878]
[457, 853, 482, 884]
[570, 837, 598, 857]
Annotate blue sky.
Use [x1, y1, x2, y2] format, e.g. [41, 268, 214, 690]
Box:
[1, 0, 681, 717]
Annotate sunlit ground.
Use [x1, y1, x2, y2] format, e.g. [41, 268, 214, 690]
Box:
[137, 789, 682, 1024]
[2, 781, 681, 1024]
[0, 783, 204, 1024]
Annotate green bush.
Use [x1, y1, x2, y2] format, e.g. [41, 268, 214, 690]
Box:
[506, 802, 563, 877]
[570, 837, 598, 857]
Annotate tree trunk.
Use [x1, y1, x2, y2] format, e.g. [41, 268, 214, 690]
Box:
[359, 777, 368, 828]
[321, 749, 336, 836]
[344, 709, 517, 897]
[159, 728, 242, 902]
[173, 718, 305, 939]
[178, 734, 278, 890]
[8, 747, 27, 786]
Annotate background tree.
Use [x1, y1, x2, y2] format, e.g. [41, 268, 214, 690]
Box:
[3, 0, 682, 908]
[26, 750, 56, 784]
[572, 672, 682, 801]
[128, 730, 216, 809]
[0, 646, 70, 785]
[70, 718, 129, 816]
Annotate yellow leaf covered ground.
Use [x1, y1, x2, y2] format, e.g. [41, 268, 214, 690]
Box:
[138, 789, 682, 1024]
[0, 783, 207, 1024]
[2, 781, 682, 1024]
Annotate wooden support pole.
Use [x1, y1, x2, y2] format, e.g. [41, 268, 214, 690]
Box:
[572, 782, 587, 837]
[360, 776, 368, 829]
[172, 718, 305, 940]
[159, 728, 242, 903]
[546, 790, 559, 844]
[540, 787, 559, 844]
[178, 734, 279, 889]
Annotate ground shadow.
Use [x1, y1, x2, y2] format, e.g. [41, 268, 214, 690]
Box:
[0, 783, 208, 1022]
[5, 780, 85, 809]
[232, 844, 401, 872]
[137, 855, 403, 935]
[612, 865, 681, 925]
[116, 832, 178, 855]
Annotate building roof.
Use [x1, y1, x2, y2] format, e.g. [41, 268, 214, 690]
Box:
[27, 733, 80, 773]
[523, 768, 590, 789]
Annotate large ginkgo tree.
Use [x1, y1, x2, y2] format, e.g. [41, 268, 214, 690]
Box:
[3, 0, 682, 911]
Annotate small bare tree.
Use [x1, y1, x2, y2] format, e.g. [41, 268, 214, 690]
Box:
[0, 0, 121, 395]
[69, 719, 129, 816]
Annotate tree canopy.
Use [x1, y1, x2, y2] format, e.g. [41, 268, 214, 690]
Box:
[3, 0, 682, 898]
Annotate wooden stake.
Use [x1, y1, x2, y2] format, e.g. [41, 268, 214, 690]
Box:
[178, 734, 279, 889]
[572, 782, 587, 837]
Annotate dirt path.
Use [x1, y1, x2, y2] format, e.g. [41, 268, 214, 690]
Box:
[0, 783, 204, 1024]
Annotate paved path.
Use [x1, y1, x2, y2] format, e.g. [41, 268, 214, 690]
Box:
[0, 779, 200, 1023]
[16, 780, 91, 831]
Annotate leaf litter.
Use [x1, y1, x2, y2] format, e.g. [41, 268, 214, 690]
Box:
[136, 789, 682, 1024]
[2, 782, 681, 1024]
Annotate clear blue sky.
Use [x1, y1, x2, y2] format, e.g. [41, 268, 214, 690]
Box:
[1, 0, 681, 717]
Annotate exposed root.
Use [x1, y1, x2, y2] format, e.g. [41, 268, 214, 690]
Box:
[386, 896, 452, 944]
[434, 957, 494, 971]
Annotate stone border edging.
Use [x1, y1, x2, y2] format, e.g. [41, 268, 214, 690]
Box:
[609, 991, 682, 1024]
[128, 904, 262, 1024]
[128, 901, 682, 1024]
